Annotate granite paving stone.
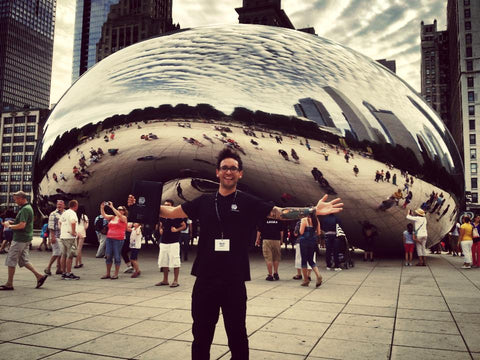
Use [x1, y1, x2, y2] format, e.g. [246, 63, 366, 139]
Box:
[309, 338, 391, 359]
[0, 244, 479, 359]
[70, 333, 165, 358]
[390, 346, 471, 360]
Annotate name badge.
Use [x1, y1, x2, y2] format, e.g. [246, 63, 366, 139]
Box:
[215, 238, 230, 252]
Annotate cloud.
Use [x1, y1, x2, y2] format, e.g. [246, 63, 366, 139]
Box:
[51, 0, 448, 104]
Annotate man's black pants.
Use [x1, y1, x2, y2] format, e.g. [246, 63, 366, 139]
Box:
[192, 277, 248, 360]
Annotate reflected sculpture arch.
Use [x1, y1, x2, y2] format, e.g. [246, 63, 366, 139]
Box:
[34, 24, 463, 253]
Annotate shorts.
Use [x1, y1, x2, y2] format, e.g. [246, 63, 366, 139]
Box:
[60, 238, 77, 258]
[262, 239, 281, 262]
[3, 231, 13, 242]
[5, 241, 30, 267]
[51, 240, 61, 257]
[130, 248, 139, 260]
[158, 242, 180, 268]
[404, 243, 415, 253]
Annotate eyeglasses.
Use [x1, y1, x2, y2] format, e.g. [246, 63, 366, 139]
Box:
[219, 166, 239, 172]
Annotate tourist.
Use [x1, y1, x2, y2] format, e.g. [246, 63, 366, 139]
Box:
[74, 205, 89, 269]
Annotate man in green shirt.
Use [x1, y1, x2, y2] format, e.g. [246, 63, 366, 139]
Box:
[1, 191, 47, 290]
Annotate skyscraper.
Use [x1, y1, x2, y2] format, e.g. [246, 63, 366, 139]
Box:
[447, 0, 480, 207]
[96, 0, 178, 63]
[0, 0, 56, 110]
[376, 59, 397, 73]
[235, 0, 315, 34]
[420, 20, 449, 125]
[72, 0, 178, 83]
[72, 0, 119, 83]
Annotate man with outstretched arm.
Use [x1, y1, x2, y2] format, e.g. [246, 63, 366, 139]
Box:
[128, 148, 343, 360]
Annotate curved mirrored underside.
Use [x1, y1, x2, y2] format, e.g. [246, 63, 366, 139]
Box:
[34, 24, 463, 253]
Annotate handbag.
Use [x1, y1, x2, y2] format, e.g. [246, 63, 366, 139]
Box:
[473, 225, 479, 238]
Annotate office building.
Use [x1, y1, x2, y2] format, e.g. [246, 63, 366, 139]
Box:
[72, 0, 120, 82]
[294, 98, 335, 127]
[420, 20, 449, 124]
[1, 108, 48, 210]
[376, 59, 396, 73]
[447, 0, 480, 207]
[72, 0, 178, 82]
[0, 0, 56, 110]
[96, 0, 178, 63]
[235, 0, 315, 34]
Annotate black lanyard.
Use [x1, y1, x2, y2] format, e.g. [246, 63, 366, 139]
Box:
[214, 190, 237, 239]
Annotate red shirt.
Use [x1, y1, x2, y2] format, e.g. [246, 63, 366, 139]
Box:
[107, 218, 127, 240]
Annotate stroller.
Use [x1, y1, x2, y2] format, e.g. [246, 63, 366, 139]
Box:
[335, 224, 355, 269]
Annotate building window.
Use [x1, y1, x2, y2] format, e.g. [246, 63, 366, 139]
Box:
[470, 134, 476, 144]
[24, 155, 33, 162]
[12, 155, 23, 162]
[27, 116, 36, 123]
[0, 185, 8, 192]
[13, 136, 24, 143]
[22, 184, 32, 192]
[9, 185, 20, 192]
[468, 77, 474, 87]
[469, 105, 476, 115]
[1, 146, 11, 153]
[2, 136, 11, 143]
[23, 174, 32, 182]
[24, 165, 32, 172]
[473, 193, 479, 203]
[25, 135, 35, 142]
[465, 8, 471, 18]
[470, 120, 476, 130]
[3, 117, 13, 124]
[467, 60, 473, 71]
[26, 125, 36, 133]
[11, 165, 22, 172]
[25, 145, 34, 152]
[469, 91, 475, 102]
[1, 165, 9, 172]
[12, 145, 23, 153]
[13, 126, 25, 133]
[10, 174, 21, 182]
[472, 178, 478, 189]
[0, 175, 8, 182]
[3, 127, 12, 134]
[466, 33, 472, 44]
[472, 163, 478, 174]
[466, 21, 471, 30]
[466, 47, 472, 57]
[465, 0, 470, 5]
[1, 156, 10, 162]
[14, 116, 25, 124]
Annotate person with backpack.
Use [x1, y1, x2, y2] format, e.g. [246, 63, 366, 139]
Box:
[94, 214, 108, 258]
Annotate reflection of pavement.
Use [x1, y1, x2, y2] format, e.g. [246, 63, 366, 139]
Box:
[0, 242, 478, 359]
[39, 120, 456, 252]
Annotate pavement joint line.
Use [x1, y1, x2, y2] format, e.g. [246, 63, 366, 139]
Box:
[35, 347, 130, 360]
[303, 259, 380, 359]
[388, 259, 406, 360]
[391, 343, 471, 353]
[438, 254, 480, 292]
[427, 256, 475, 360]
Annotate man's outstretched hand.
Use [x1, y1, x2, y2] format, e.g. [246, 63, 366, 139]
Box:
[316, 194, 343, 215]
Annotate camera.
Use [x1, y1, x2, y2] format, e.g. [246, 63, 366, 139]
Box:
[104, 201, 109, 206]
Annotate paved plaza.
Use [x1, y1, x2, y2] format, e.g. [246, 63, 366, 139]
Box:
[0, 239, 479, 360]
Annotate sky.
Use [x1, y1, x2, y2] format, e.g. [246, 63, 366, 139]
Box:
[50, 0, 447, 105]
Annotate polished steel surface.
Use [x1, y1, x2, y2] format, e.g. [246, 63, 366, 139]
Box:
[34, 24, 463, 253]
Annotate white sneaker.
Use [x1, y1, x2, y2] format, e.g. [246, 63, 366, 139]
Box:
[326, 267, 332, 271]
[334, 268, 342, 271]
[123, 266, 134, 273]
[404, 263, 409, 266]
[461, 265, 472, 269]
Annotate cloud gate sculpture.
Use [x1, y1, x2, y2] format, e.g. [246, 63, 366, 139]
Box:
[34, 24, 463, 253]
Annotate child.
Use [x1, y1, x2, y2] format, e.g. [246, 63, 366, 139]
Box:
[129, 223, 142, 278]
[403, 223, 415, 266]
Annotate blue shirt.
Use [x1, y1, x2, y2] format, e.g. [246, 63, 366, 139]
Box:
[403, 230, 414, 244]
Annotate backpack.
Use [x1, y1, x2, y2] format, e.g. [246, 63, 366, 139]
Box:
[94, 217, 106, 232]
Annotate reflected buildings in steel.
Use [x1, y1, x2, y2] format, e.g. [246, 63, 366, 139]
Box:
[34, 25, 463, 253]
